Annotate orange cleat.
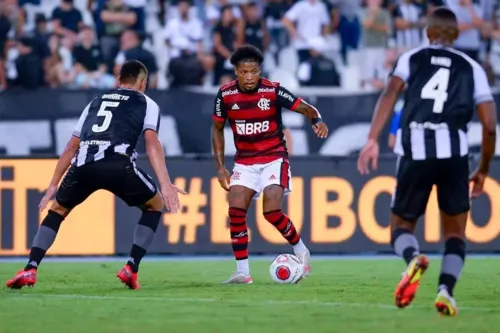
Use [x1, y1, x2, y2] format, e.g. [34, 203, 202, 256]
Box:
[6, 269, 37, 289]
[117, 265, 140, 290]
[394, 255, 429, 308]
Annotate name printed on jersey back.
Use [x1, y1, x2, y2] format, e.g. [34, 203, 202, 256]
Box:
[81, 140, 111, 146]
[101, 93, 130, 101]
[430, 56, 451, 67]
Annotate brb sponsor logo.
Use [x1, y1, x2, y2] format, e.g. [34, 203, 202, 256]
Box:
[235, 120, 270, 135]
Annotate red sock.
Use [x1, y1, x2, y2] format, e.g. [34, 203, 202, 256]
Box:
[263, 210, 300, 245]
[229, 207, 248, 260]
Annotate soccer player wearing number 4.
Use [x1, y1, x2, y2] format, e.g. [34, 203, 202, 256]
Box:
[6, 60, 186, 290]
[212, 45, 329, 284]
[358, 8, 497, 316]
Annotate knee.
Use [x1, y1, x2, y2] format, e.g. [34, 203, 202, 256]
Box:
[143, 192, 164, 211]
[49, 201, 70, 218]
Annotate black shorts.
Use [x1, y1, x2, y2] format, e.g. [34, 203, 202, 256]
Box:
[391, 156, 470, 222]
[56, 154, 158, 209]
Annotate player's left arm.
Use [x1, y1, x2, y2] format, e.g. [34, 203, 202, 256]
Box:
[46, 102, 90, 188]
[276, 85, 328, 138]
[367, 53, 408, 143]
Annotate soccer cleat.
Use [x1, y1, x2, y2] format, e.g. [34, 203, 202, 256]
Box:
[6, 269, 37, 289]
[117, 265, 140, 290]
[394, 255, 429, 308]
[435, 288, 458, 317]
[296, 250, 311, 278]
[222, 271, 253, 284]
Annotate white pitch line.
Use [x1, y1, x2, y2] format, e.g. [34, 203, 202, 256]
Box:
[1, 293, 495, 313]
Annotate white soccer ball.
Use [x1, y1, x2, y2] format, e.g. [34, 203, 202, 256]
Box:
[269, 253, 304, 284]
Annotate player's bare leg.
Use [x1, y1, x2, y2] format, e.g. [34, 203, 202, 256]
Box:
[434, 211, 466, 316]
[6, 202, 71, 289]
[117, 192, 164, 290]
[262, 185, 310, 277]
[391, 214, 429, 308]
[223, 185, 255, 284]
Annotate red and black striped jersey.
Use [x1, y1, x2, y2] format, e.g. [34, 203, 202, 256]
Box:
[212, 78, 302, 165]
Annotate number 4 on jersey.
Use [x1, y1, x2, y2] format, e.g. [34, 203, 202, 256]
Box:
[93, 101, 119, 133]
[420, 68, 450, 114]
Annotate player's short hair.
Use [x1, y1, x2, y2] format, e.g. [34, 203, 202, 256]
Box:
[427, 7, 459, 41]
[230, 44, 264, 66]
[119, 60, 148, 84]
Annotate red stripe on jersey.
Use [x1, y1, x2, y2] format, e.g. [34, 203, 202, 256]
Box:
[280, 160, 290, 189]
[290, 97, 302, 111]
[213, 115, 225, 122]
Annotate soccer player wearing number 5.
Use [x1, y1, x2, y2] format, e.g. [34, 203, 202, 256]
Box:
[212, 45, 328, 284]
[357, 8, 497, 316]
[6, 60, 186, 290]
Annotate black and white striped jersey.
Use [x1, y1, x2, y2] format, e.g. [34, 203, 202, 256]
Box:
[391, 44, 493, 160]
[71, 88, 160, 167]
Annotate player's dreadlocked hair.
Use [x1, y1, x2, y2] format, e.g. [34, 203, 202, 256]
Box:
[230, 44, 264, 66]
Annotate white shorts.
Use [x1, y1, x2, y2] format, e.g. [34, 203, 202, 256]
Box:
[230, 158, 292, 200]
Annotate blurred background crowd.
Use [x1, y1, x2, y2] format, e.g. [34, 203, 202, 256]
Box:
[1, 0, 499, 91]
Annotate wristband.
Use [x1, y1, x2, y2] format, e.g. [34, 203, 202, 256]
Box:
[311, 117, 323, 125]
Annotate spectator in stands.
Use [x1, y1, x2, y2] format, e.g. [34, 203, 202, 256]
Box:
[164, 0, 213, 73]
[264, 0, 290, 65]
[72, 25, 115, 89]
[393, 0, 426, 53]
[18, 0, 41, 34]
[0, 1, 12, 89]
[123, 0, 146, 32]
[297, 37, 340, 86]
[282, 0, 330, 63]
[10, 37, 44, 89]
[114, 29, 158, 88]
[447, 0, 484, 62]
[361, 0, 391, 89]
[4, 0, 24, 38]
[330, 0, 362, 66]
[100, 0, 137, 68]
[51, 0, 83, 43]
[238, 2, 270, 52]
[212, 5, 239, 85]
[167, 36, 206, 87]
[207, 0, 242, 26]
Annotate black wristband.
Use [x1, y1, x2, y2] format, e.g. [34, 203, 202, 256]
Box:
[311, 117, 323, 125]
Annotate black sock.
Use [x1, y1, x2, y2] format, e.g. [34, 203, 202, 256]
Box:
[25, 210, 65, 271]
[126, 210, 162, 273]
[438, 237, 466, 297]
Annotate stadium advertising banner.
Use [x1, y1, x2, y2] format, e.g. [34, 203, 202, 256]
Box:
[1, 88, 499, 158]
[1, 157, 500, 256]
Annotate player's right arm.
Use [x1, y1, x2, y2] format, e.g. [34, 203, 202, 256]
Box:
[212, 89, 231, 191]
[39, 101, 90, 211]
[470, 62, 497, 198]
[143, 98, 186, 212]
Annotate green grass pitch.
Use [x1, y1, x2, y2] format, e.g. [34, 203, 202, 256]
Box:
[0, 258, 499, 333]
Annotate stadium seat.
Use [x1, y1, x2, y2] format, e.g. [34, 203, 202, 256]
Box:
[278, 47, 299, 73]
[269, 68, 300, 92]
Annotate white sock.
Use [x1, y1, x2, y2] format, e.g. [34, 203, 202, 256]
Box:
[236, 259, 249, 275]
[293, 239, 308, 255]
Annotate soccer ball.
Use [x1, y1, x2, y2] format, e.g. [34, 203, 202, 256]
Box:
[269, 253, 304, 284]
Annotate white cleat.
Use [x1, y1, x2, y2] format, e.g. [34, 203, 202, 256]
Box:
[435, 288, 458, 316]
[222, 271, 253, 284]
[296, 250, 311, 278]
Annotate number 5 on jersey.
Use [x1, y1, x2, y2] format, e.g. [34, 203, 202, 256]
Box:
[93, 101, 120, 133]
[421, 68, 450, 114]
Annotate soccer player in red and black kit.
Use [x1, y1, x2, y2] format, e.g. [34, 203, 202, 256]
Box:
[212, 45, 328, 284]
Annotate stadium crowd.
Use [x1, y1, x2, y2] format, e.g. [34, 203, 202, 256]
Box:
[0, 0, 498, 90]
